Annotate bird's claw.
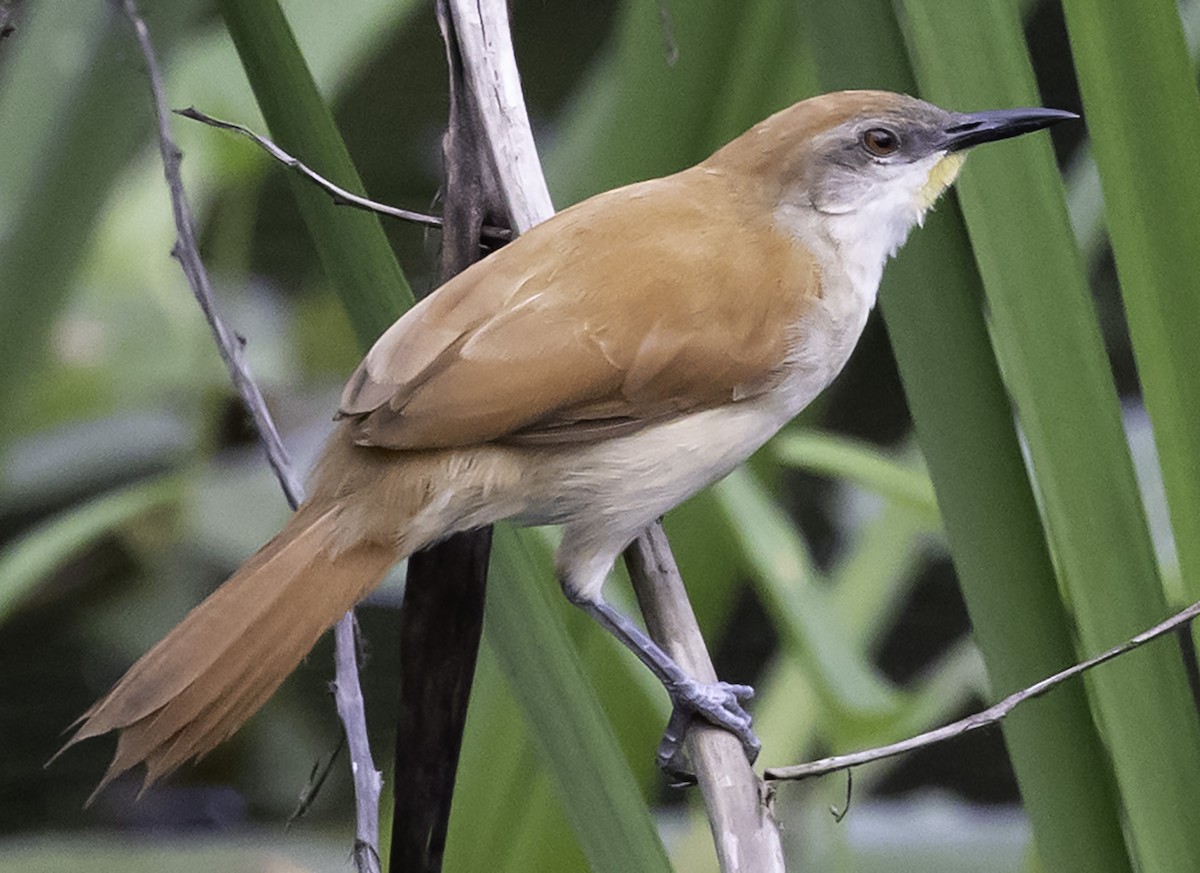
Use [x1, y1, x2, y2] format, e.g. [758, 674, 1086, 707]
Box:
[655, 678, 760, 777]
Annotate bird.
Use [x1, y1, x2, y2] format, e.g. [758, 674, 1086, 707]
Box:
[60, 90, 1075, 796]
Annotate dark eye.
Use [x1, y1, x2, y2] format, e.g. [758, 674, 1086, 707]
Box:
[861, 127, 900, 157]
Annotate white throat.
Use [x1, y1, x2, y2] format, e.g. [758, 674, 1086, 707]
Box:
[774, 151, 965, 311]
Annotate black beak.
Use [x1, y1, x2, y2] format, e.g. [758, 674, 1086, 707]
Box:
[938, 107, 1078, 152]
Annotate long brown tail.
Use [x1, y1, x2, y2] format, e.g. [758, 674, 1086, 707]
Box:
[59, 500, 399, 800]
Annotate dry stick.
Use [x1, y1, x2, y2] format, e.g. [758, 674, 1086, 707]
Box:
[767, 596, 1200, 782]
[445, 2, 785, 871]
[175, 107, 510, 242]
[628, 528, 786, 871]
[121, 5, 381, 872]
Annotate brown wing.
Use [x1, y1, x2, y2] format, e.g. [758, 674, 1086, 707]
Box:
[337, 168, 821, 450]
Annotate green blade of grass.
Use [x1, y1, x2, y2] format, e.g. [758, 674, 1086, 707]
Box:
[901, 3, 1200, 870]
[0, 476, 182, 624]
[1060, 0, 1200, 602]
[216, 2, 670, 869]
[441, 643, 587, 873]
[772, 430, 938, 522]
[714, 469, 902, 722]
[217, 0, 413, 343]
[801, 1, 1132, 868]
[487, 526, 672, 872]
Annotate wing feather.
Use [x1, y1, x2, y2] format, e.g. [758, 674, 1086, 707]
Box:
[337, 168, 821, 449]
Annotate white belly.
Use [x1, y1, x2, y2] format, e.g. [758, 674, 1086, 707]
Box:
[517, 398, 787, 529]
[517, 288, 872, 600]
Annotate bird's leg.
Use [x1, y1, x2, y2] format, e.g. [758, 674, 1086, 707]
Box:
[569, 593, 761, 769]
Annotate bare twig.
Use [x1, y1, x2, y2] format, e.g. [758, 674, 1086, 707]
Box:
[766, 596, 1200, 782]
[175, 107, 511, 242]
[335, 615, 383, 873]
[445, 2, 784, 870]
[627, 525, 786, 871]
[289, 734, 344, 826]
[121, 5, 381, 871]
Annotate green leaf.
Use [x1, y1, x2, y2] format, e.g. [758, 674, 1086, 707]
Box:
[714, 470, 902, 723]
[773, 430, 939, 522]
[0, 0, 204, 438]
[0, 477, 182, 623]
[802, 1, 1134, 869]
[1061, 0, 1200, 602]
[902, 2, 1200, 870]
[546, 0, 818, 205]
[217, 0, 413, 346]
[486, 527, 672, 872]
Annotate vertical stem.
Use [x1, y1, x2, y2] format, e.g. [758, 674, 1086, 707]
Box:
[626, 524, 786, 873]
[446, 0, 785, 868]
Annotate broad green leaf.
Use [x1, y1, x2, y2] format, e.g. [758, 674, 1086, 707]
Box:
[802, 1, 1132, 869]
[1061, 0, 1200, 603]
[0, 477, 182, 623]
[487, 527, 672, 872]
[902, 2, 1200, 870]
[773, 431, 939, 522]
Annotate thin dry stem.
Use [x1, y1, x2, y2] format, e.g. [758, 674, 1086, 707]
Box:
[175, 107, 511, 242]
[121, 4, 380, 870]
[767, 597, 1200, 782]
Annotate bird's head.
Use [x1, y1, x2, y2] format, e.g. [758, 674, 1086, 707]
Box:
[707, 90, 1075, 280]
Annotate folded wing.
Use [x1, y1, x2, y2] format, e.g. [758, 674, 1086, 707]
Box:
[338, 168, 821, 449]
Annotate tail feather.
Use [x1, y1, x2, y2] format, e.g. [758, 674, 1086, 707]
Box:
[58, 500, 399, 799]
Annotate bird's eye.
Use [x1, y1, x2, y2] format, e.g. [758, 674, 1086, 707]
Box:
[861, 127, 900, 157]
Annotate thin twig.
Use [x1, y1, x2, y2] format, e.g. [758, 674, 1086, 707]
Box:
[766, 597, 1200, 782]
[289, 734, 344, 827]
[445, 2, 785, 870]
[121, 5, 381, 871]
[175, 107, 511, 242]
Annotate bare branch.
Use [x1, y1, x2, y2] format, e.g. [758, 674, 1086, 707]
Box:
[445, 1, 785, 869]
[120, 5, 380, 870]
[445, 0, 554, 233]
[627, 525, 786, 872]
[176, 107, 511, 242]
[766, 596, 1200, 783]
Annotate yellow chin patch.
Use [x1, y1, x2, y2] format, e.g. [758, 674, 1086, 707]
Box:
[915, 152, 967, 213]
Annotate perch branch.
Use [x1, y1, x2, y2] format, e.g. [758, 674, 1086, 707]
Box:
[766, 596, 1200, 782]
[121, 5, 380, 871]
[445, 1, 785, 870]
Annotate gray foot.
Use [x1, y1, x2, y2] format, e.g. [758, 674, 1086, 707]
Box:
[572, 594, 762, 774]
[656, 678, 760, 774]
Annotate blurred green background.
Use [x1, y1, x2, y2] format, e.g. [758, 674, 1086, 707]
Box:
[3, 0, 1200, 871]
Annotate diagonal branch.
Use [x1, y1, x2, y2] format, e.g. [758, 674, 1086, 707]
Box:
[175, 107, 511, 242]
[766, 595, 1200, 782]
[120, 5, 381, 871]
